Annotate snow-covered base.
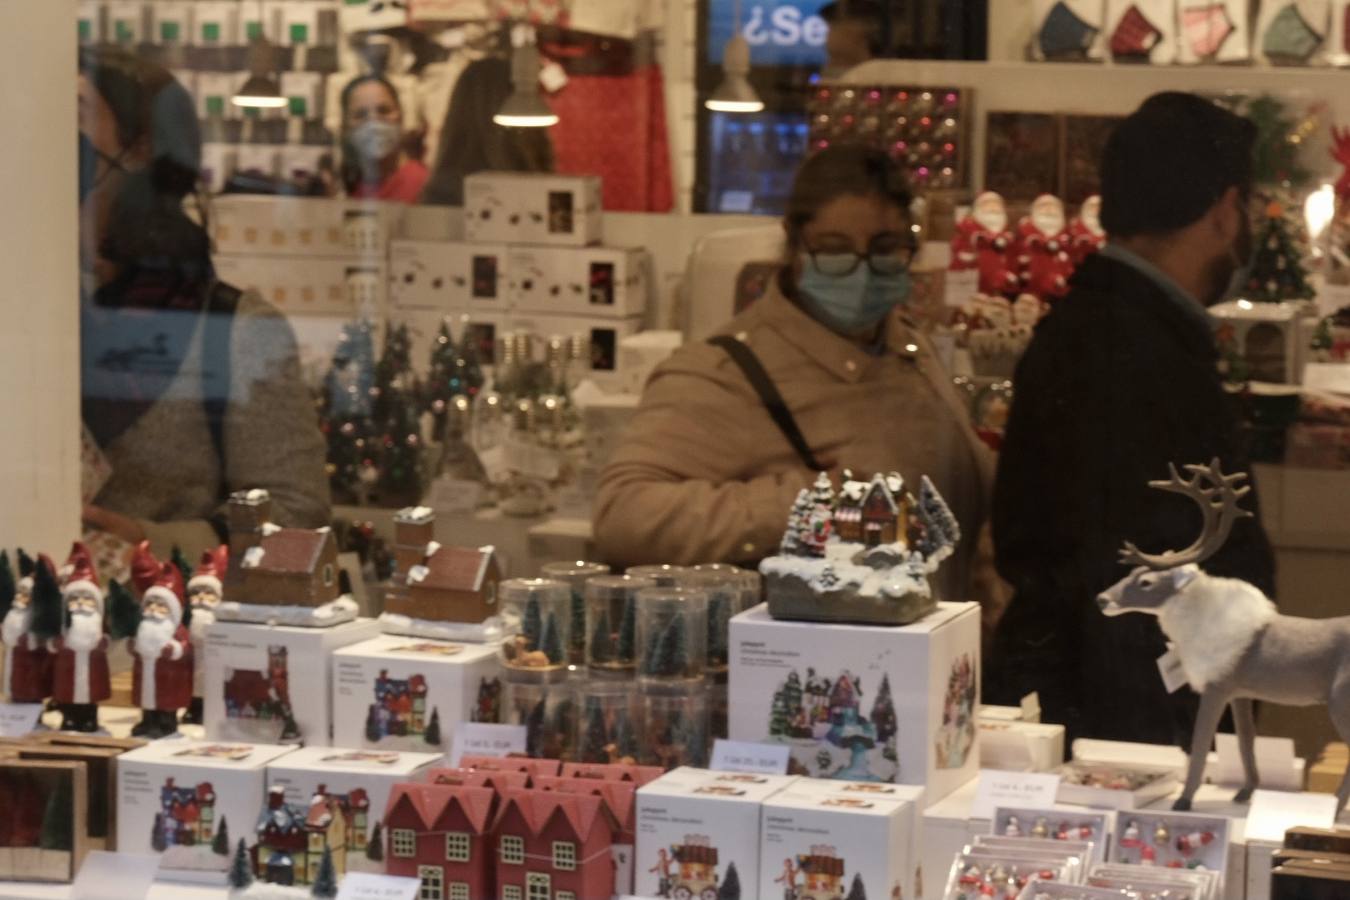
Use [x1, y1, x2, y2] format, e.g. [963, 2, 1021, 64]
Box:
[217, 595, 359, 628]
[761, 541, 941, 625]
[213, 716, 299, 746]
[229, 883, 310, 900]
[766, 734, 900, 782]
[162, 844, 229, 873]
[378, 611, 509, 643]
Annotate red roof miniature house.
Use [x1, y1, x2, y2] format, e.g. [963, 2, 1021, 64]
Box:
[531, 776, 638, 846]
[427, 768, 531, 794]
[381, 507, 502, 640]
[459, 756, 562, 781]
[491, 789, 618, 900]
[159, 779, 218, 849]
[253, 785, 311, 885]
[558, 762, 663, 785]
[384, 782, 496, 900]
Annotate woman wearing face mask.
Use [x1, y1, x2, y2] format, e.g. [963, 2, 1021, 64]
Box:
[594, 147, 995, 601]
[340, 75, 426, 203]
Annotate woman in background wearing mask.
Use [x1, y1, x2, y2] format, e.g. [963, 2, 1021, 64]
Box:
[594, 147, 994, 600]
[340, 75, 426, 203]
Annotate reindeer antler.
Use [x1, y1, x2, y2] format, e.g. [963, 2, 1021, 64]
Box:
[1118, 458, 1253, 570]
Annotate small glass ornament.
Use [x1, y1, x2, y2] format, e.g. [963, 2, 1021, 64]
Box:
[584, 574, 654, 674]
[636, 587, 707, 684]
[498, 578, 572, 672]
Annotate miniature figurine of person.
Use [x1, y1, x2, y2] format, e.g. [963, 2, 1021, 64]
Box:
[649, 848, 673, 895]
[1014, 194, 1076, 301]
[49, 551, 111, 732]
[1068, 194, 1106, 264]
[775, 857, 800, 893]
[1003, 815, 1022, 837]
[1, 552, 54, 704]
[129, 561, 193, 738]
[182, 546, 227, 724]
[950, 191, 1019, 297]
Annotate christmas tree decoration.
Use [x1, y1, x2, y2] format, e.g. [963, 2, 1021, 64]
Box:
[636, 588, 707, 684]
[585, 575, 654, 673]
[541, 560, 609, 664]
[424, 707, 442, 745]
[424, 317, 485, 443]
[212, 817, 230, 856]
[1217, 93, 1319, 189]
[228, 838, 254, 888]
[761, 471, 962, 625]
[321, 320, 380, 504]
[365, 822, 383, 862]
[499, 579, 572, 672]
[309, 845, 338, 898]
[1243, 201, 1315, 303]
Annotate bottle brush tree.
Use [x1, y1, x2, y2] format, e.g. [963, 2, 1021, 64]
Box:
[310, 845, 339, 898]
[213, 816, 230, 856]
[227, 838, 254, 889]
[366, 822, 385, 862]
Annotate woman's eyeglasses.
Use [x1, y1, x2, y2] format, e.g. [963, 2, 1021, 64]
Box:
[804, 237, 917, 277]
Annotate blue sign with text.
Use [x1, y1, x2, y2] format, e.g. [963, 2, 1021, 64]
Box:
[706, 0, 830, 68]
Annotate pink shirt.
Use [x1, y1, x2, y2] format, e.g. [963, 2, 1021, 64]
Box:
[351, 159, 429, 204]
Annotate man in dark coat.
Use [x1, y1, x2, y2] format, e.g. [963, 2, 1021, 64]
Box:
[987, 92, 1276, 748]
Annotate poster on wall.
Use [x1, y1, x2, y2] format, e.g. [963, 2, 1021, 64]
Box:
[704, 0, 830, 67]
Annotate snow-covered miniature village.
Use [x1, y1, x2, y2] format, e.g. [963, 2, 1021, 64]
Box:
[760, 471, 962, 625]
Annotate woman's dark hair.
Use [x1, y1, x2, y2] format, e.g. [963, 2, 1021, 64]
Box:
[1101, 92, 1256, 238]
[783, 145, 914, 248]
[340, 74, 404, 194]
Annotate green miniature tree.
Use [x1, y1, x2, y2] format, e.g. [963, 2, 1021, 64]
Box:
[310, 844, 339, 898]
[522, 597, 542, 651]
[213, 816, 230, 855]
[613, 707, 639, 761]
[720, 861, 742, 900]
[871, 674, 897, 745]
[228, 838, 254, 889]
[589, 609, 615, 664]
[569, 592, 586, 660]
[645, 618, 688, 678]
[424, 707, 442, 746]
[39, 776, 74, 850]
[0, 550, 14, 619]
[768, 687, 791, 737]
[424, 318, 483, 442]
[540, 613, 564, 665]
[108, 579, 141, 640]
[524, 699, 547, 758]
[706, 595, 729, 668]
[366, 822, 384, 862]
[30, 561, 63, 640]
[1244, 202, 1314, 303]
[616, 597, 637, 662]
[580, 698, 610, 763]
[151, 812, 168, 852]
[170, 548, 194, 628]
[845, 872, 868, 900]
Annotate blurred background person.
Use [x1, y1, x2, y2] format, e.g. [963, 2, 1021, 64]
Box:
[340, 73, 427, 202]
[820, 0, 887, 78]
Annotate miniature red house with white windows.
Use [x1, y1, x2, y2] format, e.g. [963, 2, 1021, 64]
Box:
[492, 789, 618, 900]
[383, 782, 496, 900]
[532, 776, 639, 895]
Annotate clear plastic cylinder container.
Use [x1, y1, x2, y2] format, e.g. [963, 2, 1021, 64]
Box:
[497, 578, 572, 672]
[625, 563, 687, 587]
[680, 571, 741, 674]
[584, 574, 655, 674]
[574, 677, 642, 764]
[501, 665, 575, 759]
[637, 681, 710, 769]
[541, 560, 610, 663]
[636, 587, 707, 684]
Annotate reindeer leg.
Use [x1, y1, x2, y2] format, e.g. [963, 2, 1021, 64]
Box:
[1329, 683, 1350, 816]
[1174, 688, 1227, 812]
[1232, 697, 1258, 803]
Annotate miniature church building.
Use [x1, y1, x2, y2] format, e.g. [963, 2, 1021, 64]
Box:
[380, 506, 502, 639]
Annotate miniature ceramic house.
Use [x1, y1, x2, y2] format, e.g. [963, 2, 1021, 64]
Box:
[304, 784, 371, 882]
[491, 789, 618, 900]
[531, 776, 639, 895]
[253, 785, 312, 885]
[221, 489, 356, 627]
[383, 782, 496, 900]
[381, 507, 504, 642]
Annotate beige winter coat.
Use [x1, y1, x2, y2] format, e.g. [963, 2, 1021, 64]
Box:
[594, 280, 996, 602]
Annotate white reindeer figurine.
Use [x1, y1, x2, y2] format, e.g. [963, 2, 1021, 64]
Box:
[1097, 458, 1350, 813]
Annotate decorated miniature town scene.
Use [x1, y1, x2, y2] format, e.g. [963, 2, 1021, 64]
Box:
[0, 759, 87, 883]
[760, 470, 962, 626]
[497, 578, 572, 672]
[379, 506, 506, 643]
[331, 633, 498, 751]
[116, 739, 296, 878]
[217, 489, 357, 628]
[730, 602, 979, 796]
[540, 559, 610, 663]
[583, 574, 654, 674]
[0, 550, 57, 706]
[1110, 811, 1230, 875]
[206, 617, 379, 746]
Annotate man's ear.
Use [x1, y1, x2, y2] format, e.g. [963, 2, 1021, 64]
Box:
[1213, 185, 1244, 244]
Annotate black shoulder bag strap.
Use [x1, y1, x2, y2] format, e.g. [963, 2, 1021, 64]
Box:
[708, 334, 826, 472]
[201, 279, 242, 491]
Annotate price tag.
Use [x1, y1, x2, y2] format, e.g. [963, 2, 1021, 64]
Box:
[71, 851, 158, 900]
[1156, 645, 1188, 694]
[1245, 788, 1336, 843]
[710, 739, 790, 775]
[337, 872, 424, 900]
[944, 267, 980, 307]
[427, 476, 484, 514]
[448, 722, 528, 766]
[0, 703, 44, 737]
[971, 770, 1062, 820]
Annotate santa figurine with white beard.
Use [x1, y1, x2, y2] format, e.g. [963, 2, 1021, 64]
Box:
[49, 551, 111, 732]
[1, 551, 54, 704]
[129, 561, 193, 738]
[1069, 194, 1106, 265]
[181, 546, 226, 725]
[1014, 194, 1077, 302]
[949, 191, 1020, 297]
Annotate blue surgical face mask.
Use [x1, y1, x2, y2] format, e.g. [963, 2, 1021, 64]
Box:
[797, 253, 912, 333]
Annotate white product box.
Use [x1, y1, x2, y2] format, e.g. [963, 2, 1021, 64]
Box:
[107, 0, 147, 46]
[1105, 0, 1178, 64]
[196, 72, 243, 120]
[151, 2, 193, 45]
[616, 330, 682, 394]
[278, 0, 326, 46]
[332, 634, 501, 753]
[193, 1, 239, 46]
[990, 804, 1114, 864]
[389, 239, 512, 312]
[116, 739, 297, 881]
[1110, 809, 1231, 890]
[1056, 760, 1179, 810]
[1210, 299, 1317, 384]
[211, 195, 403, 261]
[635, 767, 799, 900]
[979, 719, 1066, 772]
[760, 782, 919, 900]
[204, 618, 381, 747]
[506, 312, 644, 381]
[507, 245, 650, 318]
[729, 602, 981, 803]
[464, 172, 602, 247]
[263, 746, 440, 881]
[339, 0, 409, 32]
[1176, 0, 1253, 64]
[213, 255, 387, 320]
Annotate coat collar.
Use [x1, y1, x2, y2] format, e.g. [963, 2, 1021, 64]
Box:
[1069, 254, 1218, 359]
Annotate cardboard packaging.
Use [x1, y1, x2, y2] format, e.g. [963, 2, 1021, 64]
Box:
[332, 634, 501, 752]
[263, 746, 441, 881]
[0, 759, 89, 883]
[389, 239, 512, 312]
[115, 740, 297, 880]
[464, 172, 602, 247]
[507, 245, 650, 318]
[635, 767, 799, 900]
[211, 195, 403, 261]
[616, 330, 683, 394]
[204, 618, 382, 747]
[729, 601, 981, 803]
[759, 779, 920, 900]
[213, 255, 387, 319]
[978, 718, 1066, 772]
[506, 312, 644, 383]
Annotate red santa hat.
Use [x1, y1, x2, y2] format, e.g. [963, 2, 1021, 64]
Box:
[142, 561, 185, 625]
[188, 546, 227, 598]
[130, 541, 161, 597]
[59, 541, 93, 583]
[62, 551, 104, 608]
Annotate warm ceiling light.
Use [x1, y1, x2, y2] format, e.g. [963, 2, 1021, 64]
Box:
[706, 4, 762, 114]
[493, 34, 557, 128]
[232, 73, 286, 108]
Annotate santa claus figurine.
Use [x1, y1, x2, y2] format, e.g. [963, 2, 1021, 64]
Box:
[49, 549, 110, 732]
[182, 546, 227, 725]
[129, 561, 193, 738]
[1069, 194, 1106, 265]
[950, 191, 1019, 297]
[1, 551, 54, 704]
[1014, 194, 1076, 301]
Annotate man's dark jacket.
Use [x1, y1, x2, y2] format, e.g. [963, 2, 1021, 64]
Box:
[987, 252, 1276, 747]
